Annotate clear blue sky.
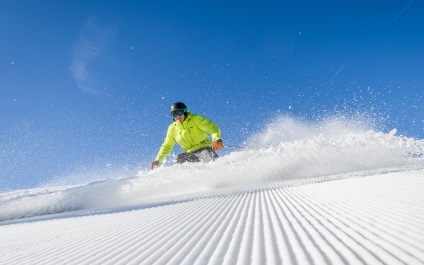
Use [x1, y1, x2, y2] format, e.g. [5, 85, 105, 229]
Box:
[1, 0, 423, 190]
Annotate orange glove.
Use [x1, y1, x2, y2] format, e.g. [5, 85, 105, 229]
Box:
[150, 161, 160, 169]
[212, 139, 224, 150]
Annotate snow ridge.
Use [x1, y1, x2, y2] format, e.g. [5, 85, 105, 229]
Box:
[1, 169, 423, 264]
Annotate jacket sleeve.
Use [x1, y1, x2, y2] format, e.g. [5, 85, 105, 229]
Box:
[194, 115, 221, 142]
[155, 125, 176, 163]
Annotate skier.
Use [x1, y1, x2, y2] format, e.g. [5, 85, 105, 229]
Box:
[150, 102, 224, 169]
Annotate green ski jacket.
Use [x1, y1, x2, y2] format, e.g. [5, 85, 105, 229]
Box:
[155, 112, 221, 163]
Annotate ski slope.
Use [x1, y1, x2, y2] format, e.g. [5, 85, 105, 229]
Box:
[1, 116, 424, 264]
[1, 168, 424, 264]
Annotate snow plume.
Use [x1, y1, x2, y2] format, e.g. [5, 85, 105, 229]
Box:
[70, 17, 117, 95]
[1, 115, 423, 221]
[244, 114, 423, 179]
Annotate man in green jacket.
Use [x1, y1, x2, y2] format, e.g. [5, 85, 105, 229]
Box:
[150, 102, 224, 169]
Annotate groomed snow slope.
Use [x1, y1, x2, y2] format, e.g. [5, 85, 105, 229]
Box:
[1, 168, 424, 264]
[1, 116, 423, 264]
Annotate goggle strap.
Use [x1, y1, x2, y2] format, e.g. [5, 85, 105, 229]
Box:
[170, 108, 187, 113]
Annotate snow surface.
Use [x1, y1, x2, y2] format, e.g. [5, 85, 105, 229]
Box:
[1, 116, 424, 264]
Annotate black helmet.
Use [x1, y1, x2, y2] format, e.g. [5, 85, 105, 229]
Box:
[170, 102, 188, 119]
[170, 102, 187, 113]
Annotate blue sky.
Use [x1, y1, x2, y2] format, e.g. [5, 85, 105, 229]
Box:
[1, 0, 423, 190]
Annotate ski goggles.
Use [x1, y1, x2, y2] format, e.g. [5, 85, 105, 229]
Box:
[171, 109, 185, 118]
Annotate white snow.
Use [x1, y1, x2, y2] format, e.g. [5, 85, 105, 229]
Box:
[1, 116, 423, 264]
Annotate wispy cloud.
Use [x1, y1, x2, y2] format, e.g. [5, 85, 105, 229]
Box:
[71, 17, 117, 95]
[386, 0, 415, 28]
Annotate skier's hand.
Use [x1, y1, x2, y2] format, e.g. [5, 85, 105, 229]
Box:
[212, 139, 223, 150]
[150, 161, 160, 169]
